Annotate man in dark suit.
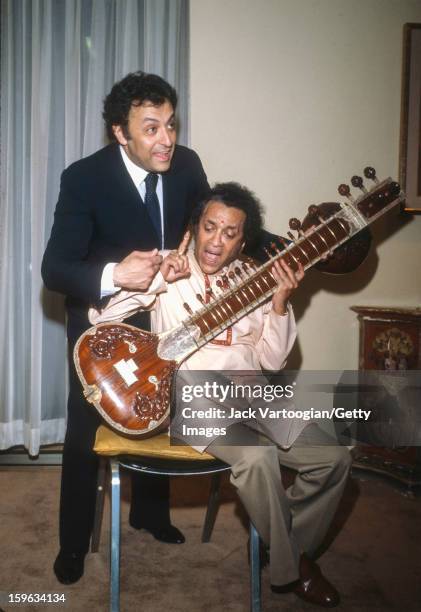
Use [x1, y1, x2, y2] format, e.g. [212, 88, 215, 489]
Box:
[42, 72, 209, 584]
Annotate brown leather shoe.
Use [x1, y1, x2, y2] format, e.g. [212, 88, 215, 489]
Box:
[293, 554, 340, 608]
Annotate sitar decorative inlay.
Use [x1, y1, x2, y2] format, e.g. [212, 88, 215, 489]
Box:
[88, 325, 154, 359]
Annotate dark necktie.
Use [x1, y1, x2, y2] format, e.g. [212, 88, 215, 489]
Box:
[144, 173, 162, 247]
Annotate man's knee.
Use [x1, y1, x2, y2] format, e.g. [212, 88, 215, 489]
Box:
[328, 446, 352, 479]
[231, 445, 280, 483]
[302, 445, 352, 487]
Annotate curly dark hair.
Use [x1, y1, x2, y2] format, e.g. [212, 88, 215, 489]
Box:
[191, 182, 265, 249]
[103, 71, 178, 141]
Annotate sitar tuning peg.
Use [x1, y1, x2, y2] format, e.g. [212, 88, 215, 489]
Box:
[351, 175, 368, 194]
[222, 275, 230, 289]
[338, 184, 354, 202]
[270, 241, 281, 254]
[183, 302, 193, 315]
[307, 204, 327, 226]
[289, 217, 301, 231]
[246, 257, 257, 269]
[288, 217, 304, 240]
[363, 166, 379, 184]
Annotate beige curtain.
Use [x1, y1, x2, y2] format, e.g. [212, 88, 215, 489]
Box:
[0, 0, 189, 454]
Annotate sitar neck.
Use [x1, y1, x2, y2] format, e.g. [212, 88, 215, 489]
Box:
[185, 205, 359, 347]
[157, 175, 403, 364]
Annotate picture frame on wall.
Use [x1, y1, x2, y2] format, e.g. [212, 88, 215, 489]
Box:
[399, 23, 421, 213]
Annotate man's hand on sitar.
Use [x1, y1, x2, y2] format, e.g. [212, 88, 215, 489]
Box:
[271, 259, 304, 316]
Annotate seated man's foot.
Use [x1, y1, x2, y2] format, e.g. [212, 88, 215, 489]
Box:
[53, 550, 85, 585]
[129, 516, 185, 544]
[272, 554, 340, 608]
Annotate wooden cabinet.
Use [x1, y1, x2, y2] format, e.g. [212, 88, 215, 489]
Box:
[351, 306, 421, 490]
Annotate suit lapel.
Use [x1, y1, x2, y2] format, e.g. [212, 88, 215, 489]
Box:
[162, 170, 186, 249]
[106, 145, 160, 245]
[108, 145, 142, 209]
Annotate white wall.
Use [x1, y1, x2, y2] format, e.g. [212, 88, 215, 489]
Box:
[190, 0, 421, 369]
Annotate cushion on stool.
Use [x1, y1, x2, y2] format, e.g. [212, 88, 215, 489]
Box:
[94, 425, 215, 461]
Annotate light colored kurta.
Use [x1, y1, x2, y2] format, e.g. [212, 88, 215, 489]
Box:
[89, 250, 297, 372]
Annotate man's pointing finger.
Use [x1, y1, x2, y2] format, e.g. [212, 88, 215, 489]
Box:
[177, 230, 191, 256]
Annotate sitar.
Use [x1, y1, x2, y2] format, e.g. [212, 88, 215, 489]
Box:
[74, 167, 404, 436]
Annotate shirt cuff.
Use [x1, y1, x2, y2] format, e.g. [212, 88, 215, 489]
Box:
[272, 305, 290, 317]
[269, 302, 292, 319]
[144, 270, 168, 295]
[100, 263, 118, 298]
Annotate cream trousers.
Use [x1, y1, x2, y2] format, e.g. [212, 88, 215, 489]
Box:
[208, 423, 352, 585]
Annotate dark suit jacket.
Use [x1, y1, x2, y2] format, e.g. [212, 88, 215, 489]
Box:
[42, 143, 209, 343]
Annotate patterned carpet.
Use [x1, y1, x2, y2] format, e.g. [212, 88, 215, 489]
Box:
[0, 466, 420, 612]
